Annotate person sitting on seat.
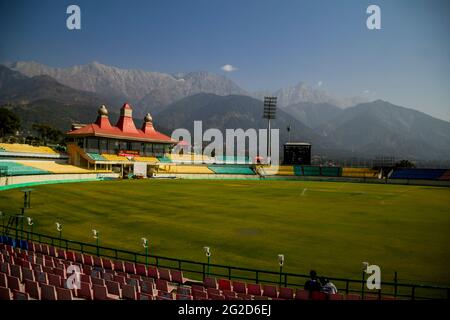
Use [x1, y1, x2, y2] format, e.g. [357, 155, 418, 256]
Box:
[320, 277, 338, 294]
[304, 270, 322, 292]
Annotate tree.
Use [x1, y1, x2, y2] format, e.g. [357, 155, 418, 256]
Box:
[32, 123, 63, 145]
[395, 160, 416, 168]
[0, 107, 21, 137]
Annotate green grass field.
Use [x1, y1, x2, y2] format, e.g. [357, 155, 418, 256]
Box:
[1, 179, 449, 288]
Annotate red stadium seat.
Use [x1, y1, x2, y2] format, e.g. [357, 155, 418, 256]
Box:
[147, 266, 159, 279]
[7, 275, 21, 291]
[13, 290, 29, 300]
[10, 264, 22, 281]
[49, 246, 57, 257]
[137, 292, 153, 300]
[57, 249, 66, 260]
[140, 279, 155, 294]
[74, 252, 83, 264]
[204, 277, 217, 289]
[0, 272, 7, 287]
[41, 283, 57, 300]
[236, 292, 252, 300]
[135, 264, 147, 277]
[207, 288, 221, 296]
[78, 282, 93, 300]
[56, 287, 73, 300]
[232, 281, 246, 294]
[262, 285, 278, 298]
[48, 274, 63, 288]
[311, 291, 328, 300]
[113, 275, 126, 285]
[209, 292, 225, 300]
[193, 289, 208, 300]
[346, 293, 361, 300]
[113, 260, 124, 272]
[176, 294, 193, 300]
[25, 280, 40, 299]
[159, 268, 171, 282]
[66, 251, 75, 262]
[329, 293, 344, 300]
[364, 294, 379, 300]
[122, 283, 137, 300]
[0, 286, 12, 300]
[124, 261, 136, 274]
[171, 270, 185, 284]
[247, 283, 262, 296]
[105, 280, 121, 298]
[92, 277, 106, 286]
[156, 279, 169, 292]
[83, 255, 94, 267]
[279, 287, 294, 299]
[218, 279, 231, 291]
[295, 289, 310, 300]
[102, 258, 112, 270]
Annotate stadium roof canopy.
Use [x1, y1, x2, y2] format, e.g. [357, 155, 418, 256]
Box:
[66, 103, 175, 144]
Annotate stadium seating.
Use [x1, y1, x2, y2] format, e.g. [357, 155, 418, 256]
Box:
[215, 156, 250, 164]
[260, 165, 294, 176]
[207, 165, 255, 175]
[157, 165, 214, 174]
[134, 156, 159, 163]
[320, 167, 342, 177]
[390, 168, 446, 180]
[302, 166, 321, 176]
[100, 154, 130, 162]
[15, 161, 110, 174]
[157, 155, 172, 163]
[439, 170, 450, 181]
[0, 143, 58, 155]
[86, 153, 106, 161]
[0, 161, 49, 176]
[342, 168, 379, 178]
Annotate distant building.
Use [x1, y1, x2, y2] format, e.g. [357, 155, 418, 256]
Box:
[66, 103, 176, 177]
[283, 142, 311, 165]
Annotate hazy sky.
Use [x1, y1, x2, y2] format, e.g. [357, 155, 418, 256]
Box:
[1, 0, 449, 120]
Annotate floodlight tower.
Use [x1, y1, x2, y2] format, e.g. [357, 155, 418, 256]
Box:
[263, 97, 277, 164]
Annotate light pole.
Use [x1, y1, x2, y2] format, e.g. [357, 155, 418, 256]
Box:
[27, 217, 33, 241]
[141, 237, 149, 267]
[263, 96, 277, 165]
[56, 222, 62, 248]
[0, 211, 4, 236]
[278, 254, 285, 286]
[204, 246, 211, 277]
[92, 229, 99, 256]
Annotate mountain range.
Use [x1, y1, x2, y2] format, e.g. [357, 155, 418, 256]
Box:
[1, 62, 449, 161]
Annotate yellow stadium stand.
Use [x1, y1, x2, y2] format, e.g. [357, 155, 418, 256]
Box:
[16, 161, 111, 174]
[0, 143, 58, 155]
[342, 168, 380, 178]
[168, 154, 211, 163]
[100, 154, 131, 162]
[157, 165, 214, 174]
[260, 165, 295, 176]
[134, 156, 159, 163]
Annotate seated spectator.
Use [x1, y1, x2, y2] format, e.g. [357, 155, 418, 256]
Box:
[320, 277, 338, 294]
[304, 270, 322, 292]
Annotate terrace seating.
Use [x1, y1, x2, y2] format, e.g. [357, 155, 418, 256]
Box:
[320, 167, 341, 177]
[134, 156, 159, 163]
[207, 165, 255, 175]
[261, 165, 294, 176]
[157, 156, 172, 163]
[0, 143, 58, 155]
[0, 161, 49, 176]
[100, 154, 130, 162]
[15, 161, 109, 174]
[0, 239, 399, 301]
[390, 168, 446, 180]
[439, 170, 450, 181]
[157, 165, 214, 174]
[342, 168, 379, 178]
[215, 156, 250, 164]
[302, 166, 321, 176]
[86, 153, 107, 161]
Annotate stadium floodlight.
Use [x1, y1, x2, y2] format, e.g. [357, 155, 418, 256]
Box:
[92, 229, 100, 256]
[278, 254, 285, 285]
[263, 97, 277, 164]
[203, 246, 211, 277]
[27, 217, 33, 226]
[26, 217, 34, 241]
[141, 237, 149, 267]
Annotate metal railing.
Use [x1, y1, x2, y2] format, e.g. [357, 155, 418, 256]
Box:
[1, 226, 449, 300]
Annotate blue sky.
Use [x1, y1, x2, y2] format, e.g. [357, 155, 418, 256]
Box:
[0, 0, 449, 120]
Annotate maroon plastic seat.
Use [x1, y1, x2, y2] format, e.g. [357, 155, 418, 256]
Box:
[66, 251, 75, 262]
[83, 255, 94, 266]
[27, 242, 35, 252]
[93, 256, 103, 268]
[80, 274, 91, 284]
[346, 293, 361, 300]
[48, 273, 63, 288]
[113, 275, 126, 285]
[105, 280, 121, 298]
[236, 292, 252, 300]
[311, 291, 328, 300]
[159, 268, 171, 282]
[56, 287, 73, 300]
[122, 283, 137, 300]
[0, 286, 12, 300]
[0, 272, 7, 287]
[192, 290, 207, 300]
[137, 292, 153, 300]
[1, 261, 10, 275]
[7, 275, 21, 291]
[223, 290, 237, 300]
[232, 281, 246, 294]
[77, 281, 93, 300]
[41, 283, 57, 300]
[74, 252, 83, 264]
[140, 279, 155, 294]
[25, 279, 40, 299]
[91, 277, 105, 286]
[135, 264, 147, 277]
[93, 284, 116, 300]
[156, 279, 168, 292]
[53, 267, 66, 279]
[218, 279, 231, 291]
[364, 294, 379, 300]
[204, 277, 217, 289]
[176, 294, 193, 300]
[10, 264, 22, 281]
[124, 262, 136, 274]
[49, 246, 57, 257]
[13, 290, 29, 300]
[207, 287, 221, 295]
[56, 249, 66, 260]
[295, 289, 310, 300]
[247, 283, 262, 296]
[147, 266, 159, 279]
[41, 245, 50, 256]
[169, 270, 182, 284]
[102, 258, 112, 270]
[209, 293, 225, 300]
[279, 287, 294, 299]
[113, 260, 124, 272]
[262, 285, 278, 298]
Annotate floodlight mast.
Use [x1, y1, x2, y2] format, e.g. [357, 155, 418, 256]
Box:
[263, 97, 277, 165]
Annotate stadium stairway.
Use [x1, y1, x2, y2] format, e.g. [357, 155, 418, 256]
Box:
[0, 238, 397, 301]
